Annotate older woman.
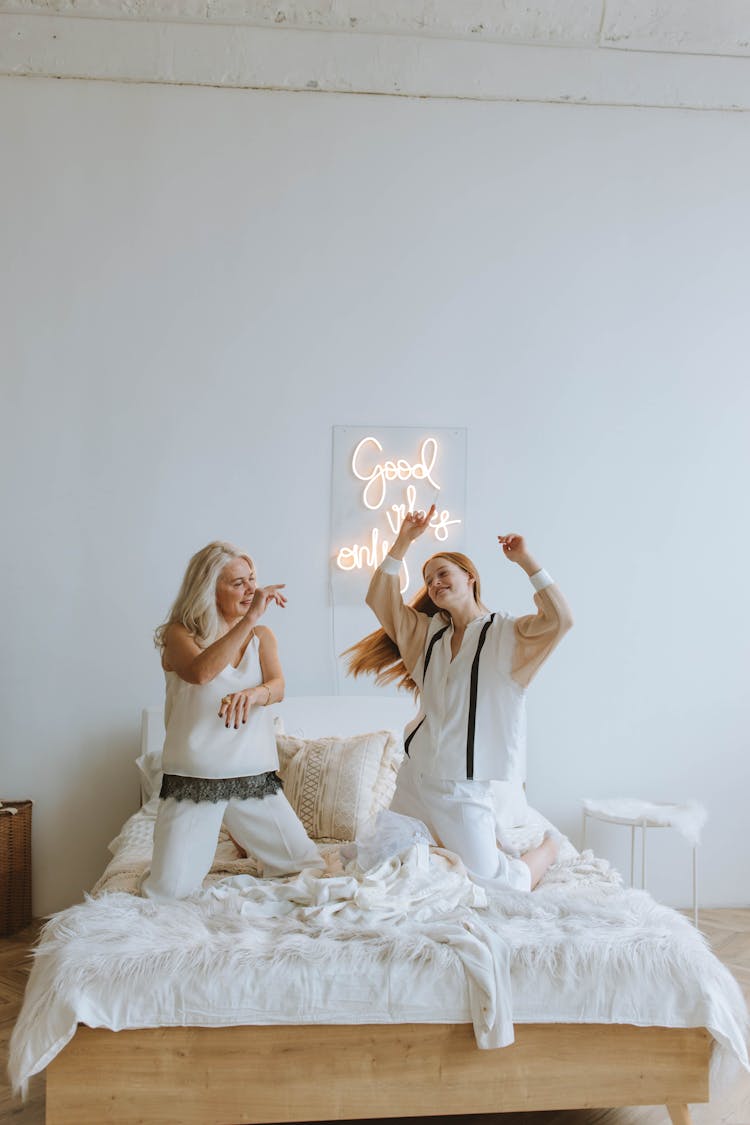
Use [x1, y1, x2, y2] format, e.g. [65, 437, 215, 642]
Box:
[141, 541, 322, 899]
[346, 508, 573, 892]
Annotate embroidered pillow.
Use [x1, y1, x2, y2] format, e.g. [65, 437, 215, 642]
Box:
[276, 730, 403, 842]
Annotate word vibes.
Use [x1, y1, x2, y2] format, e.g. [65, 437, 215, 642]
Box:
[336, 436, 461, 593]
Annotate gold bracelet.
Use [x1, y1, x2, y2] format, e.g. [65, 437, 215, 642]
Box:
[261, 683, 272, 706]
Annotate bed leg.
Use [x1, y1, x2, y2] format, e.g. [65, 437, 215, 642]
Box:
[666, 1105, 693, 1125]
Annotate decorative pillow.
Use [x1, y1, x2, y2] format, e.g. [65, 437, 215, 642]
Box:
[276, 730, 404, 842]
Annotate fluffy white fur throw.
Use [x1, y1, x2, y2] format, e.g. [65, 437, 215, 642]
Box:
[583, 798, 707, 844]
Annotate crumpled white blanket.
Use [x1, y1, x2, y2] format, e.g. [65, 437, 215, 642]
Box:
[209, 841, 512, 1049]
[583, 798, 707, 844]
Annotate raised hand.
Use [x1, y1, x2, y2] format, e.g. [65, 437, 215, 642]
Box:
[245, 584, 287, 622]
[498, 533, 541, 576]
[395, 504, 436, 550]
[497, 533, 527, 563]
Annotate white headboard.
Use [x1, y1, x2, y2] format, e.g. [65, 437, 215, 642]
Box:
[140, 695, 416, 758]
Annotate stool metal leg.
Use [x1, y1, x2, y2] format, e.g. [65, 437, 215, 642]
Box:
[630, 825, 635, 887]
[693, 846, 698, 927]
[641, 822, 647, 889]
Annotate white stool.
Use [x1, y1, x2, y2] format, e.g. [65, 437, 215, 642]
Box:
[581, 799, 704, 926]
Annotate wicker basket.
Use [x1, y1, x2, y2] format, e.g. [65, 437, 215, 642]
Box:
[0, 800, 32, 936]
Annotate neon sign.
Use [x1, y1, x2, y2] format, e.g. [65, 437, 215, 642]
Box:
[335, 434, 462, 594]
[351, 436, 440, 509]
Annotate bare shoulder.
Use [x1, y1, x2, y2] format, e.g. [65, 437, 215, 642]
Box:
[164, 621, 201, 654]
[161, 622, 199, 673]
[255, 625, 277, 646]
[165, 621, 200, 647]
[166, 622, 191, 640]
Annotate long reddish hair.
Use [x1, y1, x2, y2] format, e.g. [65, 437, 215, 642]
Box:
[343, 551, 486, 695]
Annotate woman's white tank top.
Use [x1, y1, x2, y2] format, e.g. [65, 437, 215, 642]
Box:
[161, 633, 279, 779]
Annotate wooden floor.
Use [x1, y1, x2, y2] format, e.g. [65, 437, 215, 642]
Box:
[1, 910, 748, 1125]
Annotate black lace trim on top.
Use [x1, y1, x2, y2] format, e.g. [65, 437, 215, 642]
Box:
[159, 771, 283, 804]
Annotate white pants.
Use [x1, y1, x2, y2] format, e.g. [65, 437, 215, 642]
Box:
[390, 759, 532, 892]
[141, 791, 323, 900]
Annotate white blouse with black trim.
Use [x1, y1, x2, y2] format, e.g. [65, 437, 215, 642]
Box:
[379, 555, 556, 783]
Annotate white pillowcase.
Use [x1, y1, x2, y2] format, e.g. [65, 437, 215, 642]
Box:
[276, 730, 404, 842]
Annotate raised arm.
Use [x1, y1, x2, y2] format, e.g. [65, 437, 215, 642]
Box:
[498, 533, 574, 689]
[163, 584, 287, 685]
[365, 507, 435, 678]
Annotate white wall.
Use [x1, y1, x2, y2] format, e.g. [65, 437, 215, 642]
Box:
[2, 75, 749, 914]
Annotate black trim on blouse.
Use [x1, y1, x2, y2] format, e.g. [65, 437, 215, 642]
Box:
[466, 613, 496, 779]
[159, 771, 283, 803]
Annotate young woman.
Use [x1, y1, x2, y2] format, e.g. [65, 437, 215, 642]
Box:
[346, 508, 573, 891]
[141, 541, 322, 899]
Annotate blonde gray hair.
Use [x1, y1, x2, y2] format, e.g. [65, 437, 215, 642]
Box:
[154, 541, 255, 650]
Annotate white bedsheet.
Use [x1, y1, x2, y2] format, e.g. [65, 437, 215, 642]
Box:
[9, 805, 749, 1096]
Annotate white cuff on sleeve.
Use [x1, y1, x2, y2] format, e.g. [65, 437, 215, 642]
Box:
[380, 554, 403, 577]
[529, 568, 554, 592]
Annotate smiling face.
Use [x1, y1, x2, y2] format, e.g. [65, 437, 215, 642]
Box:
[215, 557, 256, 623]
[423, 556, 476, 610]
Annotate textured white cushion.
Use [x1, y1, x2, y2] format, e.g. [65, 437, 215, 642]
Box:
[276, 730, 404, 842]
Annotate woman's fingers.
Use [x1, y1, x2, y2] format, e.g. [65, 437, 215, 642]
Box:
[226, 692, 241, 728]
[232, 695, 244, 729]
[498, 533, 525, 556]
[219, 691, 253, 727]
[263, 583, 287, 610]
[403, 503, 436, 538]
[250, 583, 286, 618]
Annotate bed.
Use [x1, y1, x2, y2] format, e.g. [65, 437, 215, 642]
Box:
[9, 696, 748, 1125]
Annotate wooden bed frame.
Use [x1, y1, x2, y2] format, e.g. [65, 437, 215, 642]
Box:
[45, 1021, 710, 1124]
